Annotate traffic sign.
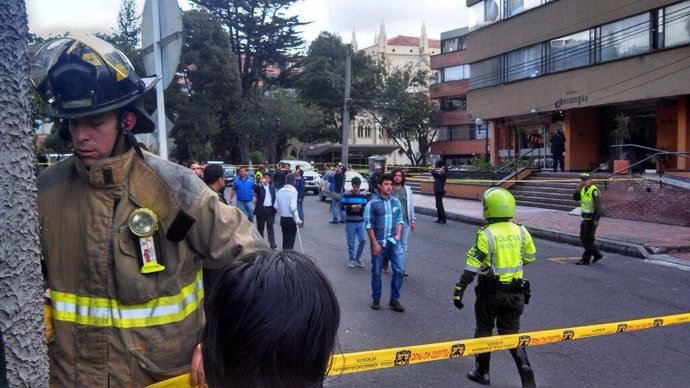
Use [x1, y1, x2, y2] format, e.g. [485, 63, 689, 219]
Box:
[141, 0, 182, 89]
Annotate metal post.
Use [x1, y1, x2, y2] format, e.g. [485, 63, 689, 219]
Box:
[341, 44, 352, 167]
[152, 0, 168, 160]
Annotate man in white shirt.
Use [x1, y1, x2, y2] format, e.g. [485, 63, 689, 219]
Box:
[274, 173, 303, 249]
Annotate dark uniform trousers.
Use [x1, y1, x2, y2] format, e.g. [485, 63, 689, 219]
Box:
[473, 277, 530, 376]
[580, 219, 601, 261]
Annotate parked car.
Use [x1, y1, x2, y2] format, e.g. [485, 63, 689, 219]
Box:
[319, 170, 370, 201]
[223, 164, 236, 186]
[279, 159, 314, 172]
[302, 170, 321, 195]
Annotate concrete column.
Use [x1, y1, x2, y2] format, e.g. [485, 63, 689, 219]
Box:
[678, 95, 689, 170]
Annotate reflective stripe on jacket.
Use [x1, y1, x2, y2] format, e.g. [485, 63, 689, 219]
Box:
[464, 222, 536, 283]
[579, 184, 599, 220]
[38, 149, 265, 387]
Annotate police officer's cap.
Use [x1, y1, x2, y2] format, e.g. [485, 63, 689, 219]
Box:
[580, 173, 591, 180]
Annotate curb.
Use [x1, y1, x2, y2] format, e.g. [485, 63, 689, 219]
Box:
[415, 206, 650, 260]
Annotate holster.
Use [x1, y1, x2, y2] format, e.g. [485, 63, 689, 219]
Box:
[511, 278, 531, 304]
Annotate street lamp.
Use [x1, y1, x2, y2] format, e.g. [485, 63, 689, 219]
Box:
[476, 118, 489, 163]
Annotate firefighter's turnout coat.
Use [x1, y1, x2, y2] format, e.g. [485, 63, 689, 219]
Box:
[37, 149, 264, 387]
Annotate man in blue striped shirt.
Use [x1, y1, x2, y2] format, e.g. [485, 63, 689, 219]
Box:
[364, 173, 405, 312]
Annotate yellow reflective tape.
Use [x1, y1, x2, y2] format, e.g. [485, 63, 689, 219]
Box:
[50, 270, 204, 328]
[327, 312, 690, 375]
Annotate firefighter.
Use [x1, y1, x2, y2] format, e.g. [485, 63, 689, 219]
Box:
[453, 188, 537, 388]
[31, 36, 265, 387]
[574, 173, 604, 265]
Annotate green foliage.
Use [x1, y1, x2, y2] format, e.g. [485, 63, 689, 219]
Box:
[165, 9, 242, 163]
[371, 64, 438, 166]
[294, 32, 382, 129]
[470, 157, 493, 171]
[248, 151, 264, 164]
[612, 112, 632, 159]
[191, 0, 307, 96]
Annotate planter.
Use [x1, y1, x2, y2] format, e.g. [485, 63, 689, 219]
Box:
[613, 159, 630, 175]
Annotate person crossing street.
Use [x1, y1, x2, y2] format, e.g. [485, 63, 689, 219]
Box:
[453, 188, 537, 388]
[574, 173, 604, 265]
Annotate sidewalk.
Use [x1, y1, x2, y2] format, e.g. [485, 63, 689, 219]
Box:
[413, 193, 690, 268]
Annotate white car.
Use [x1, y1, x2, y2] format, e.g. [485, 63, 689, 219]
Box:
[319, 170, 370, 201]
[302, 170, 321, 195]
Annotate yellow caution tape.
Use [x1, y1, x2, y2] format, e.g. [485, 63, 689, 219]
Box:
[327, 312, 690, 375]
[145, 373, 193, 388]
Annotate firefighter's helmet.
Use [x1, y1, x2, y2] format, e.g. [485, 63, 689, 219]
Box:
[30, 36, 158, 133]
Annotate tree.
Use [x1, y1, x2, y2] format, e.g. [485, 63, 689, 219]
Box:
[295, 32, 383, 131]
[165, 9, 242, 163]
[0, 1, 49, 385]
[95, 0, 144, 74]
[191, 0, 307, 96]
[371, 65, 439, 166]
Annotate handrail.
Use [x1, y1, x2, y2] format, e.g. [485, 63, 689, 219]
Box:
[605, 150, 690, 180]
[493, 147, 540, 174]
[592, 144, 690, 176]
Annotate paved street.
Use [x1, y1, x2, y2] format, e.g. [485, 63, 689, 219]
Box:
[268, 194, 690, 387]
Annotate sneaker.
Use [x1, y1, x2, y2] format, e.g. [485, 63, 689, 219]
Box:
[575, 259, 590, 265]
[370, 300, 380, 310]
[329, 221, 339, 224]
[389, 300, 405, 312]
[403, 270, 409, 277]
[348, 261, 355, 268]
[592, 255, 605, 263]
[355, 260, 365, 268]
[339, 220, 345, 224]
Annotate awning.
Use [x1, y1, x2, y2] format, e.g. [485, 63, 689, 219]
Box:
[304, 143, 400, 157]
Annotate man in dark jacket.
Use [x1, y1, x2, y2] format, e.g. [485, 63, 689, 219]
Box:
[254, 173, 278, 249]
[550, 129, 566, 172]
[203, 164, 228, 205]
[431, 161, 448, 224]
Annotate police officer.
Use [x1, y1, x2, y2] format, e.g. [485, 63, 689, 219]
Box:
[453, 188, 536, 388]
[31, 36, 265, 387]
[574, 173, 604, 265]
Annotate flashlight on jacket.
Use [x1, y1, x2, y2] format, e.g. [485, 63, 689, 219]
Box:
[129, 208, 165, 274]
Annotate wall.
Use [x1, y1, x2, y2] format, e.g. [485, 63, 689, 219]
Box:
[656, 104, 678, 169]
[603, 179, 690, 226]
[430, 80, 469, 99]
[565, 108, 602, 171]
[431, 139, 486, 155]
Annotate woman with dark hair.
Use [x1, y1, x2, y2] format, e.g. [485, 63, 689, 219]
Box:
[202, 250, 341, 388]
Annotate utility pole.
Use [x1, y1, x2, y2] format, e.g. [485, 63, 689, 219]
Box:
[341, 44, 352, 167]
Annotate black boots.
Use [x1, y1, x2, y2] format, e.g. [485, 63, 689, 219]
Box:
[467, 353, 491, 385]
[510, 347, 536, 388]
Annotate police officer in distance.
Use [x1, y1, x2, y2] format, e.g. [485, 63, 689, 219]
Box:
[453, 188, 537, 388]
[32, 36, 264, 387]
[574, 173, 604, 265]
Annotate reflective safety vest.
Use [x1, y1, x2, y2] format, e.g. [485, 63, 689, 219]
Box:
[465, 222, 536, 283]
[580, 184, 599, 220]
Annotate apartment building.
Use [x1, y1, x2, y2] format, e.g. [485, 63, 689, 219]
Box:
[435, 0, 690, 172]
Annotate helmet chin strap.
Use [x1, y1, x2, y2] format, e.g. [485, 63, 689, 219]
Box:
[111, 109, 143, 159]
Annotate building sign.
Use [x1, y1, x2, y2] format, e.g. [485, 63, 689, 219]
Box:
[554, 94, 589, 109]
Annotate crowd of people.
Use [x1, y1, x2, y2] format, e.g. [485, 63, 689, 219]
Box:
[29, 36, 545, 388]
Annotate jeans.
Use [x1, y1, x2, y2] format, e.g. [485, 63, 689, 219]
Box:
[330, 196, 341, 221]
[346, 221, 366, 261]
[371, 241, 404, 301]
[400, 220, 411, 269]
[297, 198, 304, 222]
[237, 200, 255, 222]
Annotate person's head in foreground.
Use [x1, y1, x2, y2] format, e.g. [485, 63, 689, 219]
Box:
[202, 250, 341, 388]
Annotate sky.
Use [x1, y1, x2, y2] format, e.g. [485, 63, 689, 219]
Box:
[26, 0, 469, 49]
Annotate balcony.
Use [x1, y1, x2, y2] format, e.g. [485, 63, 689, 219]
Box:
[436, 110, 472, 126]
[430, 80, 469, 99]
[430, 50, 466, 70]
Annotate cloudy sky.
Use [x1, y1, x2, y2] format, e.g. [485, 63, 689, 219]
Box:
[27, 0, 469, 48]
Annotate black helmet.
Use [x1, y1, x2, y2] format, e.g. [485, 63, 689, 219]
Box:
[30, 36, 158, 133]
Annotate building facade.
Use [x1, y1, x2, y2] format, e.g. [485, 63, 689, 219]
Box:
[455, 0, 690, 172]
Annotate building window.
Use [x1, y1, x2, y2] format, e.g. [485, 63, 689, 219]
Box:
[470, 56, 501, 89]
[663, 0, 690, 48]
[505, 43, 543, 82]
[599, 13, 651, 62]
[440, 97, 467, 111]
[441, 36, 466, 53]
[366, 125, 371, 138]
[548, 30, 592, 72]
[441, 64, 471, 82]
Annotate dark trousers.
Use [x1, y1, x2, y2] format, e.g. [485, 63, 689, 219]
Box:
[255, 206, 276, 247]
[434, 191, 446, 221]
[580, 219, 602, 261]
[280, 217, 297, 250]
[473, 288, 526, 373]
[552, 152, 565, 172]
